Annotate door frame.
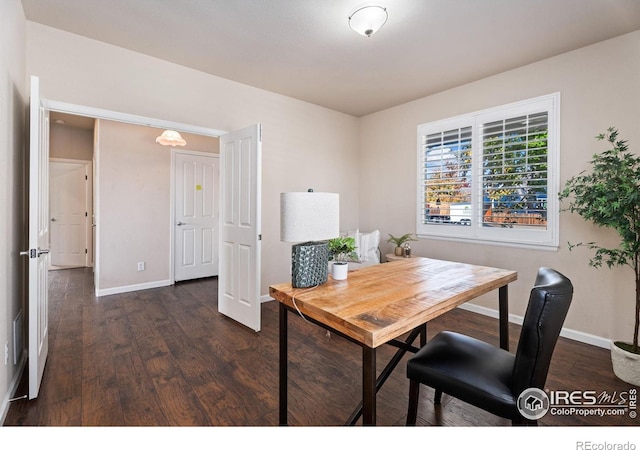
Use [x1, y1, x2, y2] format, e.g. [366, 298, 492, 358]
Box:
[49, 157, 93, 269]
[170, 149, 220, 284]
[42, 100, 227, 295]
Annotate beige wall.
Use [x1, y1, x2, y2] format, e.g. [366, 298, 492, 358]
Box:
[359, 31, 640, 345]
[25, 22, 360, 296]
[50, 123, 94, 160]
[0, 0, 26, 423]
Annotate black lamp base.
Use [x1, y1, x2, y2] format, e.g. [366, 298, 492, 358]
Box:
[291, 241, 329, 288]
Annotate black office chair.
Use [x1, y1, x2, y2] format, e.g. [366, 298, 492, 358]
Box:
[406, 267, 573, 425]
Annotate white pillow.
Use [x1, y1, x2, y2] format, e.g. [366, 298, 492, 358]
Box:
[358, 230, 380, 263]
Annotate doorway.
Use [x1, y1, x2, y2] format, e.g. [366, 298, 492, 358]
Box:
[48, 108, 223, 294]
[48, 112, 96, 271]
[28, 91, 262, 403]
[43, 101, 261, 330]
[49, 159, 93, 269]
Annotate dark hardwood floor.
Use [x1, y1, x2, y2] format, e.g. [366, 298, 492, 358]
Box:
[3, 267, 637, 427]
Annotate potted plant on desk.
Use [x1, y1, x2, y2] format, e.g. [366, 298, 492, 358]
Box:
[387, 233, 417, 257]
[559, 127, 640, 386]
[328, 236, 358, 280]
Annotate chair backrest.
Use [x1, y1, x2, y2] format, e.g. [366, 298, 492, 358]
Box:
[512, 267, 573, 395]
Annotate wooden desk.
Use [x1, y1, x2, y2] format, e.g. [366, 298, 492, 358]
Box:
[269, 257, 517, 426]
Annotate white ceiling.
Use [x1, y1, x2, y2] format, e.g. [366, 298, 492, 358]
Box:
[21, 0, 640, 117]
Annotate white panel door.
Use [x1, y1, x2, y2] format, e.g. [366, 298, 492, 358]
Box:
[218, 124, 262, 331]
[50, 161, 88, 268]
[25, 76, 50, 399]
[174, 152, 219, 281]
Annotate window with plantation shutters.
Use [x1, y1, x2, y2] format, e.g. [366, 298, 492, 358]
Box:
[416, 93, 560, 249]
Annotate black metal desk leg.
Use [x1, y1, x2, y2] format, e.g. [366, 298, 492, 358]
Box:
[279, 303, 288, 425]
[499, 285, 509, 351]
[362, 346, 376, 425]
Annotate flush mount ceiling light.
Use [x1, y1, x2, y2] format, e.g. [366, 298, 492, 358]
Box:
[155, 129, 186, 146]
[348, 5, 388, 37]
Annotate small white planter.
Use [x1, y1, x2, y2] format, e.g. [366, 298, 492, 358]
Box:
[331, 262, 348, 280]
[611, 341, 640, 386]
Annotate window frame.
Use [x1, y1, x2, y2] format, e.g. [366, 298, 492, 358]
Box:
[416, 93, 560, 250]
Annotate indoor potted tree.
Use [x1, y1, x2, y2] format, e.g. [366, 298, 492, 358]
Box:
[559, 127, 640, 386]
[387, 233, 418, 256]
[328, 236, 358, 280]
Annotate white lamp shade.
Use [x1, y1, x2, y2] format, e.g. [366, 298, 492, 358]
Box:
[348, 5, 388, 37]
[280, 192, 339, 242]
[156, 129, 186, 146]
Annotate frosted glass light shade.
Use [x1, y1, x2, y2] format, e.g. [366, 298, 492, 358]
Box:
[280, 192, 339, 242]
[348, 5, 388, 37]
[156, 129, 186, 146]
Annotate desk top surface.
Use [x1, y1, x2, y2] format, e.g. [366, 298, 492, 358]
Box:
[269, 257, 517, 348]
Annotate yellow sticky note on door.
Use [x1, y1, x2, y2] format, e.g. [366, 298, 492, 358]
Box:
[196, 185, 202, 191]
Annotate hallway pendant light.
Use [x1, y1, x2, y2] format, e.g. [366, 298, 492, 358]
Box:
[348, 5, 388, 37]
[155, 129, 186, 146]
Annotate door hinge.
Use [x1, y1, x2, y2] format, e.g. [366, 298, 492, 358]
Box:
[85, 175, 88, 180]
[85, 248, 88, 254]
[258, 234, 262, 241]
[85, 212, 88, 217]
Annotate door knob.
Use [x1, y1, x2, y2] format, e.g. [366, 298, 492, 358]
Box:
[51, 218, 57, 222]
[20, 248, 49, 258]
[177, 221, 186, 226]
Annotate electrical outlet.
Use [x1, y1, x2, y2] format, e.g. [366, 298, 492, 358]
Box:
[3, 342, 8, 366]
[137, 262, 145, 271]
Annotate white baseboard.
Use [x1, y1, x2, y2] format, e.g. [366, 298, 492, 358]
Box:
[458, 303, 612, 349]
[0, 353, 27, 425]
[96, 279, 173, 297]
[261, 294, 275, 304]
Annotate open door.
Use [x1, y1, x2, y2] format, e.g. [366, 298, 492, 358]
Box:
[218, 124, 262, 331]
[23, 76, 50, 399]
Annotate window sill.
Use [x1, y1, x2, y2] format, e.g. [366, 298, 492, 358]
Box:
[416, 233, 559, 251]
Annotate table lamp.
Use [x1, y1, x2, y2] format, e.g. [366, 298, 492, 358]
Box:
[280, 190, 339, 288]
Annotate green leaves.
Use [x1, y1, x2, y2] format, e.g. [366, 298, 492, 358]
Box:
[386, 233, 417, 247]
[559, 128, 640, 270]
[328, 236, 358, 263]
[559, 127, 640, 352]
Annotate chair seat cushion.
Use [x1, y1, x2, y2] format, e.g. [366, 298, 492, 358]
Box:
[407, 330, 519, 419]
